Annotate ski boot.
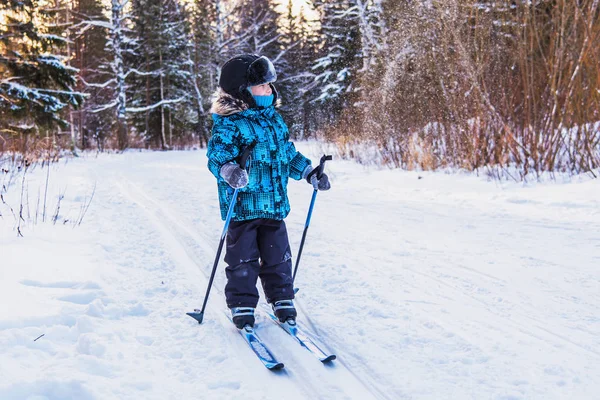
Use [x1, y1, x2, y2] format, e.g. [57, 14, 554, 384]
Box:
[231, 307, 255, 329]
[272, 300, 297, 324]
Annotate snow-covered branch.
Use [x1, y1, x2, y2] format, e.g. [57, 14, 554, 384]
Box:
[78, 77, 116, 89]
[126, 97, 185, 113]
[123, 69, 160, 79]
[90, 101, 118, 113]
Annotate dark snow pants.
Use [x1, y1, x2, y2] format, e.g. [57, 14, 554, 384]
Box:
[224, 218, 295, 308]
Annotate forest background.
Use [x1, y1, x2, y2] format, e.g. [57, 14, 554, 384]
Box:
[1, 0, 599, 179]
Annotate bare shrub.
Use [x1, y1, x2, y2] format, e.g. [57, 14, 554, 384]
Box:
[0, 135, 95, 236]
[327, 0, 600, 179]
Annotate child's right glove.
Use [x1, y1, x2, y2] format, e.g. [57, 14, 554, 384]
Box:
[220, 162, 248, 189]
[303, 165, 331, 191]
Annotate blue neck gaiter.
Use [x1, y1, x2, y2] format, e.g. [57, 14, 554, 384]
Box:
[253, 94, 274, 108]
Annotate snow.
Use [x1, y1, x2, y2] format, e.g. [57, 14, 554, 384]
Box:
[1, 142, 599, 400]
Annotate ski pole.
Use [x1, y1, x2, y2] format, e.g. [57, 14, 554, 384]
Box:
[187, 142, 256, 324]
[293, 154, 332, 287]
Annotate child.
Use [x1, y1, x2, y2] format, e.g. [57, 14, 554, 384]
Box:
[207, 54, 331, 329]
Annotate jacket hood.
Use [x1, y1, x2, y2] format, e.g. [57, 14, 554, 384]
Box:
[210, 88, 250, 116]
[210, 87, 281, 117]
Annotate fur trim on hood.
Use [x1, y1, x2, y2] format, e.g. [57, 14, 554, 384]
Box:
[210, 88, 249, 116]
[209, 87, 282, 117]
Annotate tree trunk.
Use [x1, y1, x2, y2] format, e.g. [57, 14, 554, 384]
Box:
[112, 0, 128, 150]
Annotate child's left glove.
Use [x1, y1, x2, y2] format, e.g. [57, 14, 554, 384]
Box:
[220, 162, 248, 189]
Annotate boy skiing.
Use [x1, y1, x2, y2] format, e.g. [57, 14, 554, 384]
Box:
[207, 54, 331, 329]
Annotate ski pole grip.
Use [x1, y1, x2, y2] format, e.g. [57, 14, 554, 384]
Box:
[317, 155, 333, 179]
[238, 141, 257, 170]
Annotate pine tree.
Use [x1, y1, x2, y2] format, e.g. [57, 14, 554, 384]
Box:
[47, 0, 80, 152]
[277, 0, 320, 138]
[190, 0, 221, 106]
[237, 0, 280, 58]
[190, 0, 247, 97]
[129, 0, 193, 149]
[108, 0, 133, 150]
[71, 0, 113, 150]
[77, 0, 138, 150]
[311, 0, 385, 128]
[311, 0, 362, 122]
[0, 0, 84, 143]
[173, 0, 210, 147]
[175, 0, 249, 146]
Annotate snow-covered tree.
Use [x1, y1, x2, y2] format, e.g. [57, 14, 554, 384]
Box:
[188, 0, 222, 129]
[277, 0, 320, 138]
[70, 0, 114, 150]
[312, 0, 360, 114]
[214, 0, 252, 85]
[128, 0, 194, 148]
[0, 0, 84, 141]
[311, 0, 385, 123]
[75, 0, 138, 150]
[107, 0, 133, 150]
[236, 0, 280, 58]
[189, 0, 248, 96]
[173, 1, 209, 147]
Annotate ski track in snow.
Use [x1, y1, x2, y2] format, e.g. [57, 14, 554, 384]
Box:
[110, 169, 390, 400]
[1, 146, 599, 399]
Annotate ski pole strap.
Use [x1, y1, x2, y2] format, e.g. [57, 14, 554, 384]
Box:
[237, 140, 257, 170]
[306, 154, 332, 182]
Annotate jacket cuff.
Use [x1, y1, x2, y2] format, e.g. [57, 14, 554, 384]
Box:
[302, 164, 312, 181]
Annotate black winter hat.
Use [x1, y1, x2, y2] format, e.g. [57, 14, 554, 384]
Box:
[218, 54, 278, 107]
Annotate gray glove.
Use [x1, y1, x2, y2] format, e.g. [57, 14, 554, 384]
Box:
[310, 173, 331, 191]
[303, 165, 331, 191]
[220, 162, 248, 189]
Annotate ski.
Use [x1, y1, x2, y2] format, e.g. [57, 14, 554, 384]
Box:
[266, 312, 336, 363]
[237, 324, 284, 370]
[190, 309, 283, 370]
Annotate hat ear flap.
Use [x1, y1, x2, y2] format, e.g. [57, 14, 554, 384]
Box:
[269, 83, 279, 104]
[247, 56, 277, 87]
[238, 84, 257, 108]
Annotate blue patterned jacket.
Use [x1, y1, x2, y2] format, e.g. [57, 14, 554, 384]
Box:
[207, 89, 311, 221]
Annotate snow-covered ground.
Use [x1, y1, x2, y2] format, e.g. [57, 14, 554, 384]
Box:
[1, 143, 599, 400]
